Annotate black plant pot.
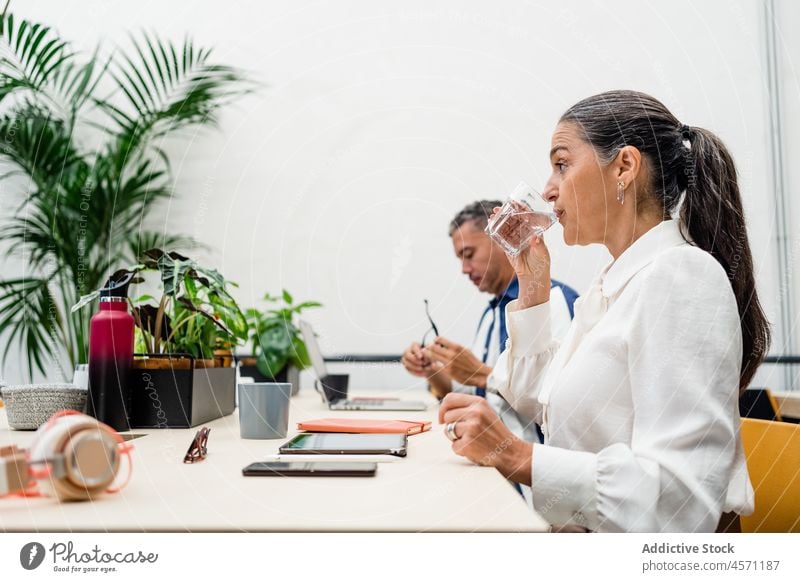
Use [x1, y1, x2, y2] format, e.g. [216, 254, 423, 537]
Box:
[128, 354, 236, 428]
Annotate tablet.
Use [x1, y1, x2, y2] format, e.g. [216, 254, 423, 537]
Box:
[278, 433, 408, 457]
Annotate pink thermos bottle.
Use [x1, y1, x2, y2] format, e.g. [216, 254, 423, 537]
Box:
[86, 272, 135, 431]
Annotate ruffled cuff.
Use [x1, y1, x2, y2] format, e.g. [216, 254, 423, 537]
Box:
[506, 299, 552, 357]
[531, 444, 598, 529]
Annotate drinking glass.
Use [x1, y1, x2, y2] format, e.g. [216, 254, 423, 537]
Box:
[485, 181, 557, 256]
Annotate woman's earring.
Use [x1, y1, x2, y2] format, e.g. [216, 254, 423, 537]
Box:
[616, 181, 625, 205]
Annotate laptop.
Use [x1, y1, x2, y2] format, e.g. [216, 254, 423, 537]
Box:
[299, 320, 427, 411]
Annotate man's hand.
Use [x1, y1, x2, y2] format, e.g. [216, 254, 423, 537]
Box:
[401, 341, 452, 399]
[423, 336, 492, 388]
[439, 393, 533, 485]
[401, 342, 435, 378]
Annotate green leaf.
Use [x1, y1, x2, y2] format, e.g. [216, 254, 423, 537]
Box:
[132, 294, 156, 303]
[289, 334, 311, 369]
[0, 278, 64, 379]
[258, 326, 292, 352]
[52, 48, 111, 113]
[255, 349, 287, 380]
[106, 33, 253, 161]
[0, 13, 74, 105]
[282, 288, 293, 305]
[126, 230, 202, 264]
[0, 110, 81, 192]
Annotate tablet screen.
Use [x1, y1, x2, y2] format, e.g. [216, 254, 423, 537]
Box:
[279, 433, 407, 456]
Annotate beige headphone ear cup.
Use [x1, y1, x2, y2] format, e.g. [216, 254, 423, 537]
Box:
[61, 429, 119, 500]
[29, 414, 121, 501]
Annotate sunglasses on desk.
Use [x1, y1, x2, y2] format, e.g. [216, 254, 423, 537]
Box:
[183, 426, 210, 464]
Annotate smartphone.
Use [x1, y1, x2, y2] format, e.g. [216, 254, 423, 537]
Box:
[242, 461, 377, 477]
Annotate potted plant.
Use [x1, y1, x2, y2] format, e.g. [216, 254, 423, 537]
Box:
[0, 9, 251, 381]
[74, 249, 248, 427]
[241, 291, 321, 395]
[131, 250, 248, 427]
[130, 250, 248, 358]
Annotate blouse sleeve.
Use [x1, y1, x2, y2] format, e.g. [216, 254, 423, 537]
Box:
[529, 249, 746, 532]
[489, 298, 560, 425]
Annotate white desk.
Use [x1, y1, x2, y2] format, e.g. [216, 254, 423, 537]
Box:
[0, 391, 548, 532]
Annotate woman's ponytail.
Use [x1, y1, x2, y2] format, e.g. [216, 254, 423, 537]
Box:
[680, 126, 770, 391]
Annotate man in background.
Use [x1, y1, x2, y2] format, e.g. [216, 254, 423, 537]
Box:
[401, 200, 577, 443]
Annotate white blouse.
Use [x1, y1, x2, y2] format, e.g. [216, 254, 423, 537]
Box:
[489, 219, 754, 532]
[463, 285, 572, 444]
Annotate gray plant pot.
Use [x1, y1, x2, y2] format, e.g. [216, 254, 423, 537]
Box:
[0, 384, 88, 430]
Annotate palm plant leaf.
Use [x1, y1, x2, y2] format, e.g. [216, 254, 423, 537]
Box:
[50, 48, 112, 116]
[106, 33, 251, 163]
[1, 202, 64, 272]
[0, 108, 82, 192]
[0, 277, 65, 378]
[0, 12, 73, 106]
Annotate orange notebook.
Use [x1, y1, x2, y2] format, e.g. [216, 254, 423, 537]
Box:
[297, 418, 432, 435]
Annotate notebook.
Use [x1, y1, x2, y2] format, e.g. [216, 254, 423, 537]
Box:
[299, 320, 428, 411]
[297, 418, 432, 435]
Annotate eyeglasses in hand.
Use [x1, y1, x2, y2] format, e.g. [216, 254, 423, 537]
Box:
[420, 299, 440, 348]
[183, 426, 210, 463]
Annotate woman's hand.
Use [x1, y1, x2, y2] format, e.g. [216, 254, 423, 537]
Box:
[490, 206, 552, 309]
[438, 392, 533, 486]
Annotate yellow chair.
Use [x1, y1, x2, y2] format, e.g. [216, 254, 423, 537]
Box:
[740, 417, 800, 532]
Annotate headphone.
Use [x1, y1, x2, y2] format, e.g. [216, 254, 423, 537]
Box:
[1, 410, 133, 501]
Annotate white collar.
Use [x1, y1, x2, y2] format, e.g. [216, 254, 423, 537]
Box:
[600, 220, 690, 298]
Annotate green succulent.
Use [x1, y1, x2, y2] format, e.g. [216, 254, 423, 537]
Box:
[245, 290, 322, 378]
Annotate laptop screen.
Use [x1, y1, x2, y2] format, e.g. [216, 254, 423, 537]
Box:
[299, 320, 328, 380]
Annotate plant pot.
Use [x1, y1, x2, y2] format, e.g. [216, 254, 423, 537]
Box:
[132, 356, 192, 370]
[0, 384, 88, 430]
[194, 358, 219, 369]
[213, 349, 234, 368]
[128, 354, 235, 428]
[236, 357, 300, 396]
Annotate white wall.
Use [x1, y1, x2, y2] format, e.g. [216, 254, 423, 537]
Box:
[1, 0, 797, 392]
[769, 0, 800, 390]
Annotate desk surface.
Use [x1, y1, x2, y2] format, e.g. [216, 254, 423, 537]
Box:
[0, 390, 548, 532]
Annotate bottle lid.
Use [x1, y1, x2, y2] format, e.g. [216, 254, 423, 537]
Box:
[99, 270, 136, 300]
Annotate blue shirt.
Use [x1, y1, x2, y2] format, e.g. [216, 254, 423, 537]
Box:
[477, 277, 578, 364]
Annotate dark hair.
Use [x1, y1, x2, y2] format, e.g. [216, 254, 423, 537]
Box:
[560, 90, 770, 391]
[448, 199, 502, 236]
